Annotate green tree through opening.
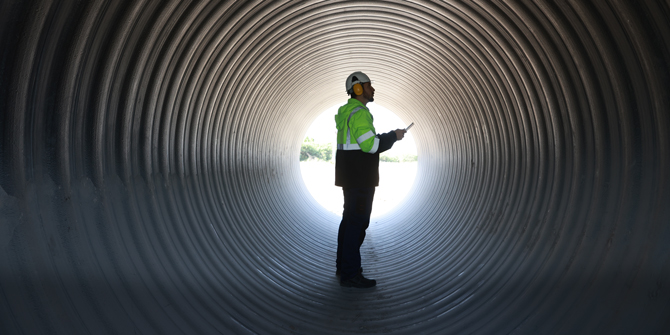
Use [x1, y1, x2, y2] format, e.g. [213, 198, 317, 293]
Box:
[300, 137, 333, 161]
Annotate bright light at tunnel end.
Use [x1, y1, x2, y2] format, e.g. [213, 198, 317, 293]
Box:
[300, 103, 418, 218]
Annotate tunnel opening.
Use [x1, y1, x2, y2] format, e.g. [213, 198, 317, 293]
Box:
[299, 102, 418, 219]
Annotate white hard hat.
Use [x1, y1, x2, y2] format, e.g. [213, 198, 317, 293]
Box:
[345, 71, 371, 94]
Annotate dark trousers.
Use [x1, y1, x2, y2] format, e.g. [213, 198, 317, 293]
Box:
[336, 187, 375, 281]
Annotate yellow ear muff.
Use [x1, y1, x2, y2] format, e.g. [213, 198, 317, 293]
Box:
[353, 83, 363, 96]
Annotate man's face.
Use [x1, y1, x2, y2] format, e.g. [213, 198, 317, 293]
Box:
[363, 82, 375, 102]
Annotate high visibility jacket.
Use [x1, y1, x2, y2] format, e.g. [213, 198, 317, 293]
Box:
[336, 99, 380, 153]
[335, 99, 398, 187]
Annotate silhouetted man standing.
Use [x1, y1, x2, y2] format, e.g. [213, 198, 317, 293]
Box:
[334, 71, 406, 288]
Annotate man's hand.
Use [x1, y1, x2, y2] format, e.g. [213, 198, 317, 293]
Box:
[394, 129, 407, 140]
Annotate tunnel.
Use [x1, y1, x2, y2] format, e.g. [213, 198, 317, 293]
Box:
[1, 1, 669, 334]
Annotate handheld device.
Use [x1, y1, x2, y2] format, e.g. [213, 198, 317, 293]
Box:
[405, 122, 414, 131]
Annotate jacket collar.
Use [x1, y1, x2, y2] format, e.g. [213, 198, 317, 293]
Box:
[347, 98, 367, 110]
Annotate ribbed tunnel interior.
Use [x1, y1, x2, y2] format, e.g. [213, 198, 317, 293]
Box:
[1, 1, 669, 334]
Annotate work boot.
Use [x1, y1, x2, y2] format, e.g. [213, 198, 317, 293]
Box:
[336, 267, 362, 277]
[340, 273, 376, 288]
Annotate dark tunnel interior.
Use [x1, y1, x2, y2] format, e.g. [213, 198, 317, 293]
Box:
[1, 1, 669, 334]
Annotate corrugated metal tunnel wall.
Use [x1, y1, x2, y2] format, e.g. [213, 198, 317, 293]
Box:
[1, 1, 669, 334]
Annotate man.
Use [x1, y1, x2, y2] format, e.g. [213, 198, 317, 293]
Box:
[335, 71, 406, 288]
